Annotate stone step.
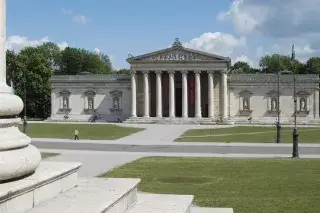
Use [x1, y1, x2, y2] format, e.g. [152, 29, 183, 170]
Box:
[0, 161, 81, 213]
[127, 193, 193, 213]
[28, 177, 140, 213]
[191, 207, 233, 213]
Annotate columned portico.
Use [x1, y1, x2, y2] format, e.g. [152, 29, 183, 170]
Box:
[127, 38, 231, 124]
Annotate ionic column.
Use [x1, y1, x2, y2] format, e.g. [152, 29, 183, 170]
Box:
[208, 71, 214, 118]
[155, 71, 162, 117]
[168, 71, 175, 118]
[143, 71, 149, 117]
[221, 70, 228, 119]
[131, 71, 137, 117]
[182, 71, 188, 118]
[195, 70, 202, 118]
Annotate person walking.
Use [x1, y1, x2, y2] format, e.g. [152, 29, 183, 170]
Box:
[74, 129, 79, 140]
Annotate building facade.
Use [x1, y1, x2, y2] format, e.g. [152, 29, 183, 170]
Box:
[49, 38, 320, 124]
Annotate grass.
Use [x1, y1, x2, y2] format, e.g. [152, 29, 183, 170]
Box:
[103, 157, 320, 213]
[175, 126, 320, 143]
[19, 123, 144, 140]
[41, 152, 59, 159]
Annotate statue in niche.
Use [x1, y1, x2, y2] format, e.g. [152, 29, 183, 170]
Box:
[243, 99, 249, 111]
[300, 98, 306, 111]
[271, 98, 277, 111]
[88, 97, 94, 110]
[113, 97, 119, 109]
[63, 97, 68, 109]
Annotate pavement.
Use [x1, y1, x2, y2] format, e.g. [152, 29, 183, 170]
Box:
[32, 122, 320, 177]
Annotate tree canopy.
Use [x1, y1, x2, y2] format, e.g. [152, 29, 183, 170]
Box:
[5, 42, 114, 119]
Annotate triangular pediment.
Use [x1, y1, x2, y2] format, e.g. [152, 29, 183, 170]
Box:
[127, 38, 230, 63]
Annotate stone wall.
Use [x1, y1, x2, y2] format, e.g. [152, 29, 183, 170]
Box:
[49, 74, 131, 122]
[229, 74, 320, 123]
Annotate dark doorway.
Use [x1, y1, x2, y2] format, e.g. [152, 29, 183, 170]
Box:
[175, 88, 182, 117]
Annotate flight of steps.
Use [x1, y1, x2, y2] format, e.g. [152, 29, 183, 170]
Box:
[124, 117, 220, 125]
[0, 161, 233, 213]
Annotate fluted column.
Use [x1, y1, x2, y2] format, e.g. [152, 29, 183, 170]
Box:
[131, 71, 137, 117]
[143, 71, 149, 117]
[182, 71, 188, 118]
[208, 71, 214, 118]
[168, 71, 175, 118]
[195, 70, 201, 118]
[155, 71, 162, 117]
[221, 70, 228, 119]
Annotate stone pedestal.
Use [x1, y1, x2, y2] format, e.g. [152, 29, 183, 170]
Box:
[0, 0, 41, 182]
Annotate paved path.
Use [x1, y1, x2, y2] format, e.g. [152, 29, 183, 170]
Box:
[41, 149, 320, 177]
[33, 140, 320, 155]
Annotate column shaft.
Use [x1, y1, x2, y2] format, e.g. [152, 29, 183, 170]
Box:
[221, 70, 228, 119]
[143, 71, 149, 117]
[169, 71, 175, 118]
[182, 71, 188, 118]
[208, 72, 214, 118]
[195, 71, 201, 118]
[0, 0, 6, 84]
[156, 71, 162, 117]
[131, 71, 137, 117]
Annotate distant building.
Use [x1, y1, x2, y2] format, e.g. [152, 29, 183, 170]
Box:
[49, 39, 320, 124]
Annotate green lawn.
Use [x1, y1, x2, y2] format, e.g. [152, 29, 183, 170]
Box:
[20, 123, 144, 140]
[103, 157, 320, 213]
[41, 152, 59, 159]
[175, 126, 320, 143]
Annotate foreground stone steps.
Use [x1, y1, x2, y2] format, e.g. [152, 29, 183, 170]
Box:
[127, 193, 193, 213]
[28, 177, 140, 213]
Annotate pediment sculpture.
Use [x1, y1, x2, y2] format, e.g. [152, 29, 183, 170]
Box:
[143, 50, 212, 61]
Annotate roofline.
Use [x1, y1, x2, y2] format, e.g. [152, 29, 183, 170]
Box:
[126, 45, 231, 63]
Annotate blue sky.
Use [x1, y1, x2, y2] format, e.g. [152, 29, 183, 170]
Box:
[6, 0, 320, 69]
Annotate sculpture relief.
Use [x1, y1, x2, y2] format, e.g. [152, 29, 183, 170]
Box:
[88, 97, 94, 110]
[144, 50, 210, 61]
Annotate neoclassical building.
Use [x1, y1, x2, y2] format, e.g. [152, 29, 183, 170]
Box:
[49, 38, 320, 124]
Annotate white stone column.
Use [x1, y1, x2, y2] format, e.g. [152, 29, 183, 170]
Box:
[195, 70, 202, 118]
[131, 71, 137, 117]
[0, 0, 41, 181]
[168, 71, 175, 118]
[221, 70, 228, 119]
[143, 71, 149, 117]
[155, 71, 162, 117]
[0, 0, 5, 87]
[208, 71, 214, 118]
[182, 71, 188, 118]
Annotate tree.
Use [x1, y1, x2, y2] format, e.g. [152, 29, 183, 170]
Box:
[259, 54, 303, 73]
[38, 42, 63, 72]
[17, 47, 52, 118]
[230, 61, 253, 73]
[115, 68, 131, 75]
[60, 47, 112, 75]
[304, 57, 320, 74]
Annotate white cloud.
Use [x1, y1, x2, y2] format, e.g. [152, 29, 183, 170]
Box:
[184, 32, 246, 57]
[6, 35, 68, 52]
[73, 15, 89, 24]
[94, 48, 100, 54]
[234, 55, 256, 67]
[62, 8, 90, 24]
[219, 0, 320, 38]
